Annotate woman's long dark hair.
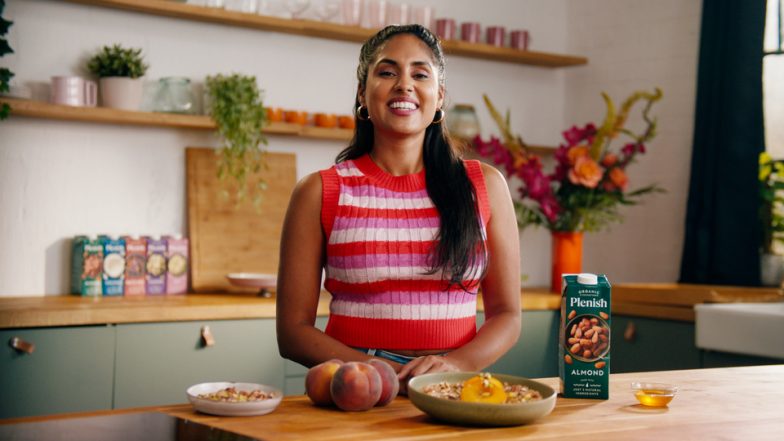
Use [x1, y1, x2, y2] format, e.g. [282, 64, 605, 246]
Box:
[336, 24, 486, 288]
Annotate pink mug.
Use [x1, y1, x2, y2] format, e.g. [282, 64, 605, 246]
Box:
[435, 18, 456, 40]
[51, 76, 97, 107]
[510, 30, 530, 50]
[460, 22, 481, 43]
[486, 26, 506, 47]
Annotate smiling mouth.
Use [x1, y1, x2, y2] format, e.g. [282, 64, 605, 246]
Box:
[388, 101, 419, 110]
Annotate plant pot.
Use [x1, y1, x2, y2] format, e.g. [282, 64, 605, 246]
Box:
[760, 253, 784, 287]
[551, 231, 583, 293]
[99, 77, 143, 110]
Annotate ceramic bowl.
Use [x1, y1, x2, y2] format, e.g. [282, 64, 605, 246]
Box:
[226, 273, 277, 289]
[407, 372, 556, 426]
[187, 382, 283, 416]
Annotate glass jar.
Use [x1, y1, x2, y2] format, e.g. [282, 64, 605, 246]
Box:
[154, 77, 194, 114]
[446, 104, 480, 140]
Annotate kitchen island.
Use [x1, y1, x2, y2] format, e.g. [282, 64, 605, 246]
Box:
[2, 365, 781, 440]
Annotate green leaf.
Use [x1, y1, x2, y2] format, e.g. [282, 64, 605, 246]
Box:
[0, 102, 9, 120]
[0, 17, 12, 35]
[0, 38, 12, 56]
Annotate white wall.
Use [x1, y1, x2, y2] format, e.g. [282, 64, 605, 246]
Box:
[0, 0, 573, 295]
[564, 0, 703, 283]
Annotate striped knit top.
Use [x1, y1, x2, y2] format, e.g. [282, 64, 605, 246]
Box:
[319, 154, 491, 350]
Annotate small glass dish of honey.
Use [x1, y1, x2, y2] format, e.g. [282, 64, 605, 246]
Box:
[630, 382, 678, 407]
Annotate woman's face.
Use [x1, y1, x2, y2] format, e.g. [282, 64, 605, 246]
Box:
[360, 34, 444, 138]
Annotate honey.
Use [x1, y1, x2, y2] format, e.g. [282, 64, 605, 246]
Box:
[634, 389, 675, 407]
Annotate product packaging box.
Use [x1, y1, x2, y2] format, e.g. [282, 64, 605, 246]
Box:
[100, 235, 126, 296]
[123, 236, 147, 296]
[71, 235, 103, 296]
[165, 235, 189, 295]
[559, 273, 611, 399]
[145, 236, 167, 294]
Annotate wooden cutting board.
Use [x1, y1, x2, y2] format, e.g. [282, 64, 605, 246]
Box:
[186, 147, 296, 293]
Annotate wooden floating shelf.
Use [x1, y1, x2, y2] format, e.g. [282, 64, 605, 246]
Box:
[62, 0, 588, 68]
[1, 98, 353, 141]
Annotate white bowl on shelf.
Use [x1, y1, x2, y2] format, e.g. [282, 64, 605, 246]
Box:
[226, 273, 277, 296]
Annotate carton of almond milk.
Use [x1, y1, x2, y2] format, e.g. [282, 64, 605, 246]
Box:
[145, 236, 167, 295]
[559, 273, 611, 399]
[165, 235, 189, 294]
[123, 236, 146, 296]
[100, 235, 126, 296]
[71, 235, 103, 296]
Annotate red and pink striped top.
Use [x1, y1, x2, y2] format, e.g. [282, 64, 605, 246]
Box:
[319, 154, 491, 350]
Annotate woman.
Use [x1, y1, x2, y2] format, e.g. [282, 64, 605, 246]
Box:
[276, 24, 520, 387]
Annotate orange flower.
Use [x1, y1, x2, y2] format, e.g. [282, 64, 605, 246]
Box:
[601, 153, 618, 168]
[568, 156, 602, 188]
[607, 167, 628, 191]
[567, 145, 590, 165]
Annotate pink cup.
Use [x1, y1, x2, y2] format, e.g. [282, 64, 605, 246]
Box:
[410, 5, 433, 29]
[50, 76, 97, 107]
[460, 22, 481, 43]
[435, 18, 455, 40]
[486, 25, 506, 47]
[341, 0, 361, 26]
[510, 29, 530, 50]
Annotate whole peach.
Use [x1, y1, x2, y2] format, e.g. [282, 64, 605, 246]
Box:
[330, 361, 382, 411]
[305, 359, 343, 406]
[367, 359, 399, 406]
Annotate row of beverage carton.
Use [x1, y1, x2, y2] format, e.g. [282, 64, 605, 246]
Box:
[71, 235, 189, 296]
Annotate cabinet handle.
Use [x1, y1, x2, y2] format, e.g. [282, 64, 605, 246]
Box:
[624, 321, 637, 343]
[201, 326, 215, 347]
[9, 337, 35, 354]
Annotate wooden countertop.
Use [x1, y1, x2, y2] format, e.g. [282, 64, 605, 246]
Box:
[0, 290, 560, 329]
[1, 284, 781, 329]
[4, 365, 782, 440]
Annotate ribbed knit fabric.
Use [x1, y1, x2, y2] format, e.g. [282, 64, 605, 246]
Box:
[319, 154, 491, 350]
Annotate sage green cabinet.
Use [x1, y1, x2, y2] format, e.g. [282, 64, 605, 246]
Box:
[0, 326, 115, 419]
[610, 315, 701, 373]
[114, 319, 284, 408]
[480, 310, 560, 378]
[282, 317, 328, 396]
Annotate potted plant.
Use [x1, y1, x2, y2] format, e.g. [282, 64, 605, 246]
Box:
[205, 73, 268, 207]
[758, 152, 784, 286]
[87, 44, 148, 110]
[0, 0, 14, 120]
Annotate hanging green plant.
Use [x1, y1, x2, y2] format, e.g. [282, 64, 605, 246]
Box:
[0, 0, 15, 120]
[205, 73, 269, 206]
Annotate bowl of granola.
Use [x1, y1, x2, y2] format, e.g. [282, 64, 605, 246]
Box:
[186, 382, 282, 416]
[407, 372, 556, 426]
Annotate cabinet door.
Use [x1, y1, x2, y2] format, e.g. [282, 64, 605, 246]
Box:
[0, 326, 115, 418]
[480, 310, 560, 378]
[611, 315, 701, 373]
[114, 319, 283, 408]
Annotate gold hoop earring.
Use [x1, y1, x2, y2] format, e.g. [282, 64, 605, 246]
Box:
[355, 104, 370, 121]
[432, 108, 445, 124]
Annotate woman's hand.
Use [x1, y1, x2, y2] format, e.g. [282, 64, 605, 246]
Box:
[396, 355, 467, 395]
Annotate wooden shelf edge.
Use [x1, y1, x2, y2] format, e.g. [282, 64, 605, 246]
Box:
[63, 0, 587, 68]
[1, 98, 353, 141]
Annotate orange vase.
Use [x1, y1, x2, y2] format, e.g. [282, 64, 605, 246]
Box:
[551, 231, 583, 293]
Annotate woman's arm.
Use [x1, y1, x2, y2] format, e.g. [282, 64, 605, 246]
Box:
[276, 172, 402, 369]
[398, 163, 522, 378]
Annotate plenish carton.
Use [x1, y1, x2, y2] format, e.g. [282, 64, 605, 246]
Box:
[101, 235, 126, 296]
[559, 273, 611, 399]
[145, 236, 167, 295]
[124, 236, 147, 296]
[71, 235, 104, 296]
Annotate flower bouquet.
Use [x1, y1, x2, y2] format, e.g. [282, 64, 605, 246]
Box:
[474, 88, 664, 291]
[758, 152, 784, 285]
